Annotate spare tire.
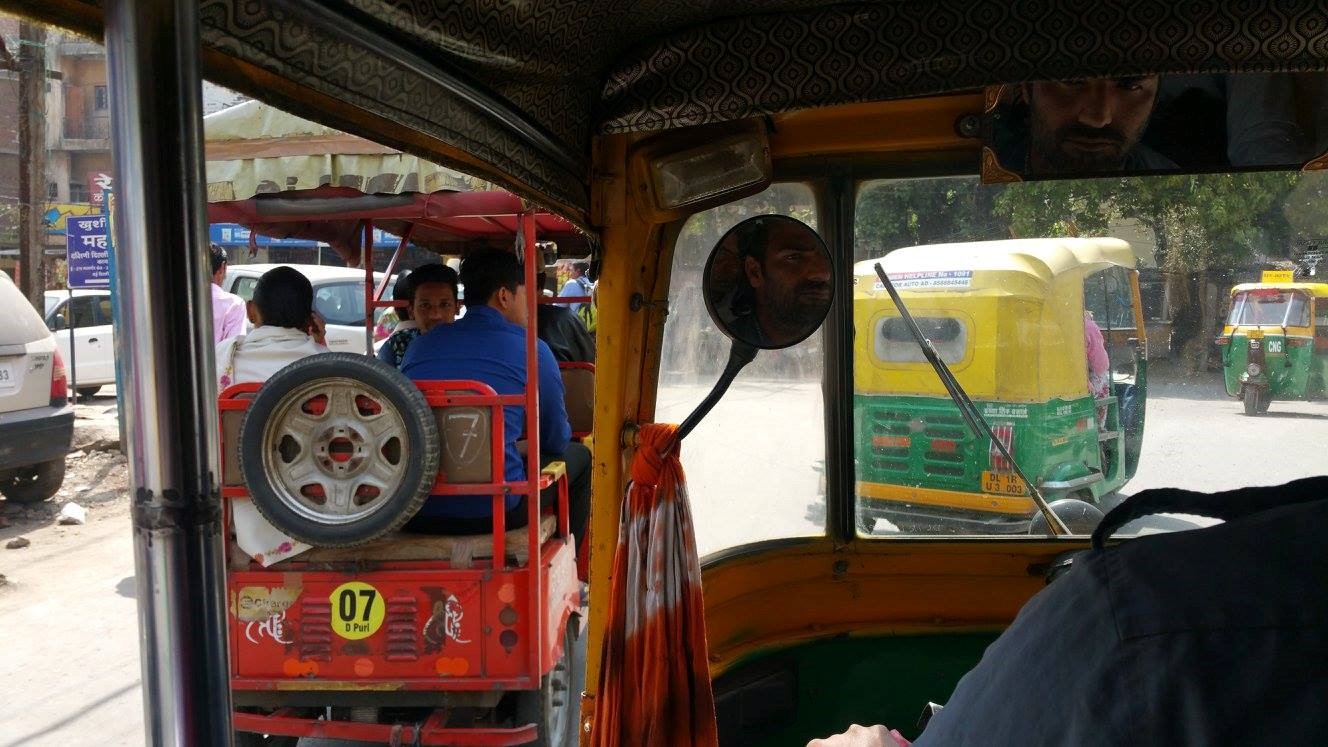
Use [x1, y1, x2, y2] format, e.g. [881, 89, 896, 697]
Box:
[238, 353, 439, 547]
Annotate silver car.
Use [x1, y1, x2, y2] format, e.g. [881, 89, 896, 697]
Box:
[0, 273, 73, 503]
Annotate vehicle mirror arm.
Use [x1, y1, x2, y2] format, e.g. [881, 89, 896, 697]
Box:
[871, 263, 1070, 536]
[673, 340, 758, 445]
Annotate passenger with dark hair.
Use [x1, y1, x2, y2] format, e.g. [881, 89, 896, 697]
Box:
[377, 263, 460, 368]
[216, 265, 326, 390]
[209, 244, 249, 344]
[401, 250, 591, 554]
[215, 265, 328, 567]
[558, 259, 593, 313]
[536, 270, 595, 363]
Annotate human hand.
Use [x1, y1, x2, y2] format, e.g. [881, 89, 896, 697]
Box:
[807, 724, 908, 747]
[307, 312, 327, 346]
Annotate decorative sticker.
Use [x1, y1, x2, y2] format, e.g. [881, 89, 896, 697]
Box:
[232, 586, 301, 622]
[874, 270, 974, 291]
[245, 611, 292, 645]
[329, 581, 386, 640]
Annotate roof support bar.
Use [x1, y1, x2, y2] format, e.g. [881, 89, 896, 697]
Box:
[105, 0, 234, 742]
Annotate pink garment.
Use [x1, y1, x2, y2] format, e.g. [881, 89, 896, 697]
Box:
[212, 282, 248, 344]
[1084, 312, 1110, 399]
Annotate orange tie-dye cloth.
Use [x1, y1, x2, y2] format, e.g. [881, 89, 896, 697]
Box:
[589, 423, 718, 746]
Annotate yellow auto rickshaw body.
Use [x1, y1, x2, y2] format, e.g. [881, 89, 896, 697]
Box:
[847, 239, 1146, 535]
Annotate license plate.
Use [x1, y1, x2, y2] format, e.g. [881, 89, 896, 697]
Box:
[981, 470, 1027, 496]
[0, 361, 15, 392]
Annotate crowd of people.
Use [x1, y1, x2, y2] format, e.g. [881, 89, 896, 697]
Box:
[211, 245, 596, 563]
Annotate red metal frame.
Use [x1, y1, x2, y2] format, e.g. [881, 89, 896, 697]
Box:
[233, 708, 537, 745]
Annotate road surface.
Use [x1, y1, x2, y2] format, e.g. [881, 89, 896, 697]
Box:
[2, 381, 1325, 743]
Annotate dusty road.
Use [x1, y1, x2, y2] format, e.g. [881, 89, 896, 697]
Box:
[657, 373, 1328, 554]
[2, 376, 1325, 744]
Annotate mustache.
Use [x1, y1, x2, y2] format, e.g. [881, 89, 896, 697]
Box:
[1057, 124, 1126, 144]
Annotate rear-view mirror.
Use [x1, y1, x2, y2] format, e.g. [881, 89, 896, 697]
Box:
[702, 215, 833, 350]
[982, 72, 1328, 182]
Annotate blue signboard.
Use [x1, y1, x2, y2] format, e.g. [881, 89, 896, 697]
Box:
[208, 223, 402, 248]
[66, 214, 112, 289]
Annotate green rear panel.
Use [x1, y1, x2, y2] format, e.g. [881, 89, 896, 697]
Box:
[715, 632, 999, 746]
[854, 394, 1104, 498]
[1222, 333, 1322, 398]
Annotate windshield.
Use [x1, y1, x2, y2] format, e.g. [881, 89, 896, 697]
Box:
[1227, 289, 1311, 327]
[852, 172, 1328, 538]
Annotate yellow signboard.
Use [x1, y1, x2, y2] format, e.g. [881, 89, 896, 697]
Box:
[1261, 270, 1295, 283]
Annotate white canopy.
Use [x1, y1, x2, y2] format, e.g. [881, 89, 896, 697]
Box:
[204, 100, 484, 202]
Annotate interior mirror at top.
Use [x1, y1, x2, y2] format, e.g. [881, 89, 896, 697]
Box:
[703, 214, 833, 350]
[982, 71, 1328, 182]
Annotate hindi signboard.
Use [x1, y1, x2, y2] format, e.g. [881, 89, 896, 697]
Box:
[66, 214, 112, 289]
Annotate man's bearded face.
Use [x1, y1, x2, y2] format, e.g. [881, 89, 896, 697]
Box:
[1027, 76, 1159, 173]
[745, 222, 832, 330]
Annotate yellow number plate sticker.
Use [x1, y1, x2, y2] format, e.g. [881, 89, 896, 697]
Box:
[329, 581, 385, 640]
[981, 471, 1027, 496]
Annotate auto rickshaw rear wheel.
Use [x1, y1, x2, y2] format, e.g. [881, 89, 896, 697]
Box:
[239, 353, 440, 547]
[514, 614, 581, 746]
[1242, 386, 1269, 416]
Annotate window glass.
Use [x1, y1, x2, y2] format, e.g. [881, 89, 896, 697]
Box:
[657, 183, 823, 556]
[1228, 290, 1311, 327]
[853, 173, 1328, 539]
[232, 276, 258, 301]
[314, 281, 367, 326]
[68, 296, 100, 328]
[94, 298, 113, 325]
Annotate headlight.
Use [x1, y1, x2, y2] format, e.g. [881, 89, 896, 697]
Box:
[1246, 363, 1262, 376]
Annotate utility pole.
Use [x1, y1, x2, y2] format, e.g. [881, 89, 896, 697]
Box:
[17, 21, 47, 305]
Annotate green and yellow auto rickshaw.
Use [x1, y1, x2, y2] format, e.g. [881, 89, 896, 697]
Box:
[1218, 280, 1328, 416]
[853, 238, 1148, 534]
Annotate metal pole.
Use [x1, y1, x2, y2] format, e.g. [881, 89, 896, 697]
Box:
[68, 288, 77, 403]
[105, 0, 234, 744]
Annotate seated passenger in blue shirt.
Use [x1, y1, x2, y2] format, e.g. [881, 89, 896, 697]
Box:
[400, 249, 591, 551]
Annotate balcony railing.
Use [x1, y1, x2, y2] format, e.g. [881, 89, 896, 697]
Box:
[62, 117, 111, 141]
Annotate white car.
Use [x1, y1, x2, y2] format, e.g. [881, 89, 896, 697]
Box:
[222, 263, 394, 353]
[3, 273, 73, 503]
[44, 289, 116, 399]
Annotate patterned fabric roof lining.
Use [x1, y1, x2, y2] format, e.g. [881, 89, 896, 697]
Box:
[198, 0, 591, 223]
[601, 1, 1328, 134]
[21, 0, 1328, 219]
[334, 0, 836, 150]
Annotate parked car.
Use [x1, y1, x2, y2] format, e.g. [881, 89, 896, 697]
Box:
[222, 263, 393, 352]
[44, 289, 116, 399]
[1, 273, 73, 503]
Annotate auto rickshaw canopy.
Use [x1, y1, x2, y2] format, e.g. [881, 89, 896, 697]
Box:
[853, 238, 1137, 402]
[1229, 282, 1328, 298]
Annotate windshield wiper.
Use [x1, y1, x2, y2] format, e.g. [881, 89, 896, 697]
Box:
[871, 263, 1071, 536]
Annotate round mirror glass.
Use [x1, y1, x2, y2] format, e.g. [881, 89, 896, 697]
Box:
[703, 215, 833, 350]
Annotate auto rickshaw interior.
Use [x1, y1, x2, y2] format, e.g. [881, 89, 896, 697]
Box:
[22, 2, 1328, 744]
[637, 76, 1328, 744]
[209, 58, 1328, 747]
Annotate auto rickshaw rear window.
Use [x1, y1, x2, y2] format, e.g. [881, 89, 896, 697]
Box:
[875, 316, 968, 365]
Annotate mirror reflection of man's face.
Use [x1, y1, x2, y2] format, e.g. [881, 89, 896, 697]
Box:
[1026, 76, 1159, 172]
[743, 221, 832, 343]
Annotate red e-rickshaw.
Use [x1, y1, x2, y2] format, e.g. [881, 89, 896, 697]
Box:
[207, 187, 592, 745]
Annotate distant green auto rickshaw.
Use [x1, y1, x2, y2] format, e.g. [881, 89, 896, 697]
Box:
[1218, 281, 1328, 415]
